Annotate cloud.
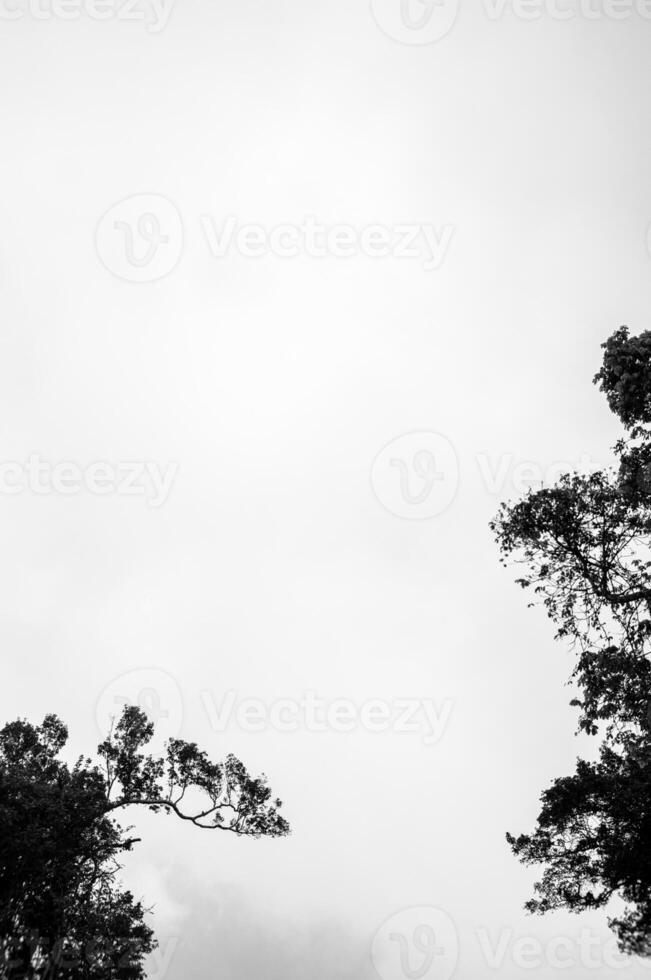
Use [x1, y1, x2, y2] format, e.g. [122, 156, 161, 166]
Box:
[152, 874, 366, 980]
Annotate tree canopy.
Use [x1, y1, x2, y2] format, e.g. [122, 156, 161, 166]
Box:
[0, 706, 289, 978]
[492, 326, 651, 956]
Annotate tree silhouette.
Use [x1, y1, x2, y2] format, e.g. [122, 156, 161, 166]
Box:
[492, 326, 651, 956]
[0, 706, 289, 978]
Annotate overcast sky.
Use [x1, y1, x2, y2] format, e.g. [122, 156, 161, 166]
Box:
[2, 2, 651, 978]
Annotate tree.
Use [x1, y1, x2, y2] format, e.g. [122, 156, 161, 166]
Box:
[492, 326, 651, 956]
[0, 706, 289, 978]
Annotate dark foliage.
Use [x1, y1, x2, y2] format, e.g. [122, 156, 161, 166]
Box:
[492, 326, 651, 955]
[0, 706, 289, 978]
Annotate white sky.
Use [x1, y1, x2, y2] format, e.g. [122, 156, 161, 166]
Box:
[2, 1, 651, 977]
